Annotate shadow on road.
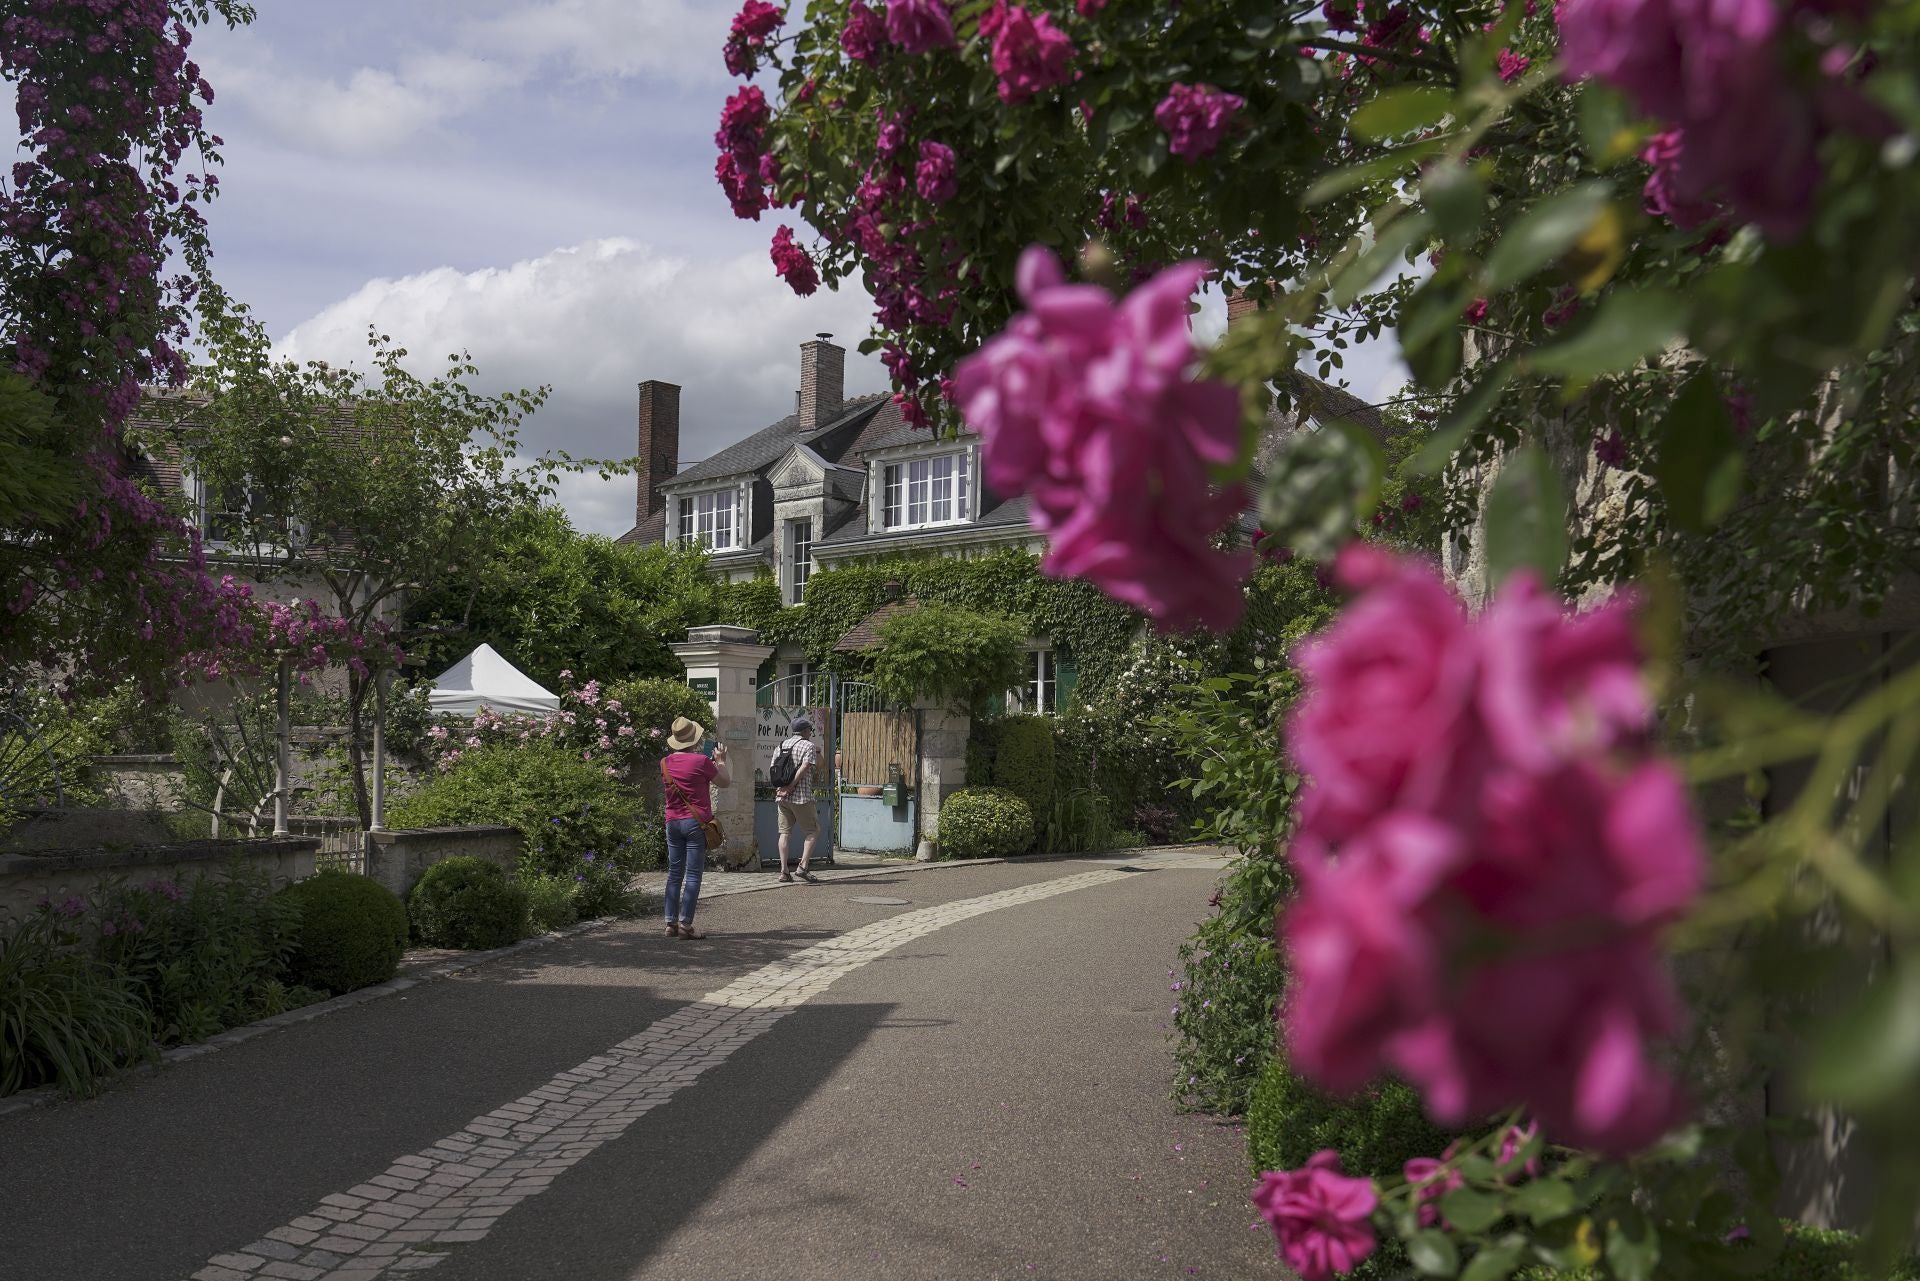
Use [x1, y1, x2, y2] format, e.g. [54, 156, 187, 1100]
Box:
[434, 998, 900, 1281]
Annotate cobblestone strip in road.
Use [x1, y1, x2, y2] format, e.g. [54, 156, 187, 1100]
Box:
[185, 867, 1138, 1281]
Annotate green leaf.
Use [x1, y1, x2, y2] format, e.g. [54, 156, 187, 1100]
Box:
[1655, 372, 1744, 532]
[1259, 419, 1383, 559]
[1461, 1241, 1526, 1281]
[1332, 208, 1433, 308]
[1527, 288, 1686, 382]
[1511, 1178, 1578, 1223]
[1605, 1208, 1661, 1281]
[1351, 86, 1456, 142]
[1439, 1187, 1504, 1233]
[1423, 160, 1487, 241]
[1305, 139, 1447, 206]
[1805, 956, 1920, 1107]
[1410, 364, 1516, 475]
[1481, 182, 1614, 293]
[1408, 1230, 1461, 1277]
[1578, 81, 1649, 169]
[1484, 444, 1568, 586]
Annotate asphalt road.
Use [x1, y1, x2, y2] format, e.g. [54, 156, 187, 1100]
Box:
[0, 852, 1283, 1281]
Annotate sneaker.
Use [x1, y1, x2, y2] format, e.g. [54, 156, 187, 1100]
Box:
[779, 872, 795, 883]
[796, 868, 819, 883]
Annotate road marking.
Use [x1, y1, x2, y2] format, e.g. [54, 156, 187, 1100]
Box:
[188, 867, 1138, 1281]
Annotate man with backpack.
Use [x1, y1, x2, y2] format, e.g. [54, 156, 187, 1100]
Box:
[770, 716, 820, 883]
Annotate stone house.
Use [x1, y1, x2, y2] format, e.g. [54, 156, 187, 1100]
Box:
[618, 333, 1391, 714]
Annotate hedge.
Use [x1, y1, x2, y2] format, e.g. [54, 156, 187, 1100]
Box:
[991, 715, 1055, 835]
[937, 787, 1035, 860]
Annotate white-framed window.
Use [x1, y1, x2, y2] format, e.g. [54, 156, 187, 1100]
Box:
[677, 488, 737, 550]
[192, 471, 280, 549]
[787, 518, 813, 604]
[1009, 648, 1057, 715]
[882, 452, 970, 530]
[785, 661, 817, 705]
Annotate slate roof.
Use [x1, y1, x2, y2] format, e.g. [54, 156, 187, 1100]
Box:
[664, 394, 890, 488]
[833, 597, 919, 653]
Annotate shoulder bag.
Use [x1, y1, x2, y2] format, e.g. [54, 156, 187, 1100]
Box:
[661, 759, 725, 850]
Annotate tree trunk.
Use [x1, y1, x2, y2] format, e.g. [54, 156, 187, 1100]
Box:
[346, 668, 372, 829]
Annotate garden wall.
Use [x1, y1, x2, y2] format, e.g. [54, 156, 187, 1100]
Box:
[91, 754, 182, 810]
[0, 836, 319, 924]
[366, 826, 520, 901]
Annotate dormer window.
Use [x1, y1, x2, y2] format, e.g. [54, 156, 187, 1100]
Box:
[677, 488, 738, 551]
[882, 452, 970, 530]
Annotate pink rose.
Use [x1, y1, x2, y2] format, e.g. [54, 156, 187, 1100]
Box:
[915, 139, 957, 204]
[981, 2, 1076, 104]
[885, 0, 955, 53]
[1403, 1156, 1465, 1227]
[953, 246, 1250, 631]
[843, 1, 887, 62]
[1252, 1151, 1378, 1281]
[1154, 83, 1245, 160]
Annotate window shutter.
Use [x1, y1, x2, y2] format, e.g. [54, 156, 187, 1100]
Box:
[1056, 652, 1078, 709]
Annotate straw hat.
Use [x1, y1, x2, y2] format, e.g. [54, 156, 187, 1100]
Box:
[666, 716, 706, 751]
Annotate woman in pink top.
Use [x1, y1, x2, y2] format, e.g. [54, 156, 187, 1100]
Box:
[659, 716, 730, 938]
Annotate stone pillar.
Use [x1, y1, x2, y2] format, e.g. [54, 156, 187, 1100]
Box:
[915, 705, 971, 859]
[672, 625, 774, 870]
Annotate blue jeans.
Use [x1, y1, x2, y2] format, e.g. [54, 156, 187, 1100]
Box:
[664, 817, 708, 925]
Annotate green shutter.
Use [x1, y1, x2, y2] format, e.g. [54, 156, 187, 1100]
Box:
[1056, 650, 1078, 711]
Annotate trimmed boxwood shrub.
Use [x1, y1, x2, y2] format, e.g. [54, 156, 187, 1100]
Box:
[937, 787, 1034, 860]
[991, 715, 1055, 839]
[408, 857, 530, 950]
[277, 871, 408, 996]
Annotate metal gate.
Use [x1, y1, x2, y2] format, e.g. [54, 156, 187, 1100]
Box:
[832, 680, 920, 855]
[752, 671, 835, 867]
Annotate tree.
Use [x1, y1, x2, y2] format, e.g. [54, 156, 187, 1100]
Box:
[869, 602, 1025, 710]
[142, 291, 611, 825]
[402, 502, 736, 689]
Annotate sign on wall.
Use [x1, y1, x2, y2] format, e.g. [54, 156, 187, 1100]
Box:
[754, 704, 831, 793]
[687, 676, 717, 708]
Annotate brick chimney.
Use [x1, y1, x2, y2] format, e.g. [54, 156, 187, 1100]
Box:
[636, 380, 680, 524]
[798, 333, 845, 431]
[1226, 286, 1264, 330]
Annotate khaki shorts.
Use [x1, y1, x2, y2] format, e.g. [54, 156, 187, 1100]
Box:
[776, 796, 819, 836]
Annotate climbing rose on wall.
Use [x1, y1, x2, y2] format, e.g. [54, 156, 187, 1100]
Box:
[1154, 83, 1245, 160]
[1251, 1150, 1379, 1281]
[952, 246, 1249, 632]
[915, 140, 958, 204]
[723, 0, 783, 76]
[1279, 547, 1704, 1155]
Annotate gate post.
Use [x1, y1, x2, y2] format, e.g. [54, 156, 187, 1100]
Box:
[672, 624, 774, 871]
[916, 703, 972, 860]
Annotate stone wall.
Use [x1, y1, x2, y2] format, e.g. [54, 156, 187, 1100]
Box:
[366, 826, 521, 901]
[917, 707, 970, 858]
[0, 836, 319, 924]
[91, 754, 183, 811]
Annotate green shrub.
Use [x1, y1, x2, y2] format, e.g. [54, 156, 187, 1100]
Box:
[1170, 915, 1284, 1115]
[1513, 1224, 1920, 1281]
[521, 872, 580, 933]
[871, 603, 1027, 711]
[937, 787, 1034, 860]
[408, 857, 530, 950]
[388, 742, 659, 907]
[90, 867, 305, 1045]
[277, 871, 408, 996]
[0, 914, 152, 1097]
[991, 714, 1055, 833]
[1246, 1057, 1459, 1281]
[603, 677, 713, 757]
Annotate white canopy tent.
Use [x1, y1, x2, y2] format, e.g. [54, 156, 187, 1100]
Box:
[428, 643, 562, 718]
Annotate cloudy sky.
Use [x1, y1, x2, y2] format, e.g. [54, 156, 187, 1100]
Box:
[186, 1, 1405, 537]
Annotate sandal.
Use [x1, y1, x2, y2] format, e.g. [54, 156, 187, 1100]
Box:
[666, 923, 681, 938]
[678, 925, 708, 940]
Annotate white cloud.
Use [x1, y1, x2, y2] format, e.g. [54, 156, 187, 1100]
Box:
[206, 46, 517, 155]
[470, 0, 730, 82]
[275, 238, 888, 537]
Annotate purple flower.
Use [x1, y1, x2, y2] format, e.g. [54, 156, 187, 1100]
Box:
[723, 0, 783, 77]
[915, 140, 957, 204]
[1154, 83, 1245, 161]
[843, 1, 888, 62]
[771, 225, 820, 295]
[886, 0, 956, 53]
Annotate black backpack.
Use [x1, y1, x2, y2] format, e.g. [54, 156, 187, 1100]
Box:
[768, 737, 800, 788]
